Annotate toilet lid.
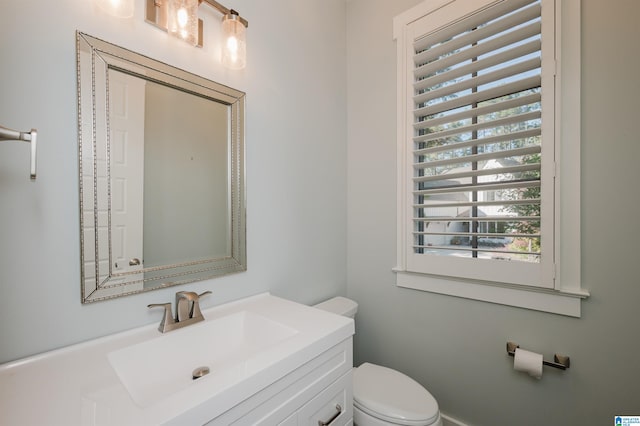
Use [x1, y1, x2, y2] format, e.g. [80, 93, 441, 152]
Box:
[353, 363, 439, 426]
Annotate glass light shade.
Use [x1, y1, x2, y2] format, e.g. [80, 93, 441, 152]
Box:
[94, 0, 134, 18]
[221, 14, 246, 70]
[167, 0, 199, 46]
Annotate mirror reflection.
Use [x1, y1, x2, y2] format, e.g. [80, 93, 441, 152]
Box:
[110, 69, 231, 273]
[77, 32, 246, 303]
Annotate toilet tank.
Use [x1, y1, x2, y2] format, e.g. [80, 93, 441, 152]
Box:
[313, 297, 358, 318]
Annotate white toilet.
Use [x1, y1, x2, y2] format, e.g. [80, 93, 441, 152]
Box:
[314, 297, 443, 426]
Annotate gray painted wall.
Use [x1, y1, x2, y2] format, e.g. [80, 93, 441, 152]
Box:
[143, 81, 229, 265]
[346, 1, 640, 425]
[0, 0, 347, 363]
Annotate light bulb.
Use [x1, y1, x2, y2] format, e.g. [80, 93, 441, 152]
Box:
[226, 36, 238, 53]
[177, 8, 189, 28]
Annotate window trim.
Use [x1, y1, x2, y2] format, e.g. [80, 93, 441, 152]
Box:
[393, 0, 588, 317]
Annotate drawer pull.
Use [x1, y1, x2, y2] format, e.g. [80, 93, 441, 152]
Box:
[318, 404, 342, 426]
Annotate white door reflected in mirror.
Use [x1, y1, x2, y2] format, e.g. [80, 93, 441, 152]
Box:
[110, 70, 145, 281]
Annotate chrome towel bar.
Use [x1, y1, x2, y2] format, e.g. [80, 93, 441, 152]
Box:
[0, 125, 37, 180]
[506, 341, 570, 370]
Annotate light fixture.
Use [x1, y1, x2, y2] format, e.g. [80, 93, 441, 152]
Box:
[167, 0, 200, 46]
[221, 11, 246, 70]
[94, 0, 135, 18]
[146, 0, 249, 70]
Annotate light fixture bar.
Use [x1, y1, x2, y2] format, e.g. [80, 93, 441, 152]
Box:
[145, 0, 247, 44]
[145, 0, 248, 69]
[200, 0, 248, 28]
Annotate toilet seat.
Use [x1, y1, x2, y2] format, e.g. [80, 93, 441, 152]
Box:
[353, 363, 440, 426]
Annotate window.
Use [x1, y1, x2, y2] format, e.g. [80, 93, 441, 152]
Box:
[393, 0, 588, 316]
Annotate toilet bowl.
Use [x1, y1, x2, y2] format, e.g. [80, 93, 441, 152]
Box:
[314, 297, 442, 426]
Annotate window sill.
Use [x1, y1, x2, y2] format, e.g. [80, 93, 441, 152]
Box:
[394, 270, 588, 317]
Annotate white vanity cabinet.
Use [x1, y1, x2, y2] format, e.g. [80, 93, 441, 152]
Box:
[205, 337, 353, 426]
[0, 294, 355, 426]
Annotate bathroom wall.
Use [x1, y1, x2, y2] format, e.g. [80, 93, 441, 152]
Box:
[0, 0, 347, 363]
[346, 0, 640, 425]
[4, 0, 639, 423]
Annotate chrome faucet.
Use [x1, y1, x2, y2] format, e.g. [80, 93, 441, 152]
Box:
[148, 290, 212, 333]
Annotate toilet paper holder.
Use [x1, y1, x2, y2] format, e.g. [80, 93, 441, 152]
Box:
[506, 341, 570, 370]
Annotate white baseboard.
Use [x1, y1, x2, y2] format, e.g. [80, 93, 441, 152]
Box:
[442, 412, 470, 426]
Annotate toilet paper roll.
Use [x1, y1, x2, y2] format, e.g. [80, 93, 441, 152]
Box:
[514, 348, 543, 379]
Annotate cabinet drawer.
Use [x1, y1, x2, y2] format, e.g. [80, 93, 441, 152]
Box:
[209, 338, 353, 426]
[297, 370, 353, 426]
[278, 412, 297, 426]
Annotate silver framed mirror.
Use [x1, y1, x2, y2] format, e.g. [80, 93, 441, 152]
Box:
[77, 32, 246, 303]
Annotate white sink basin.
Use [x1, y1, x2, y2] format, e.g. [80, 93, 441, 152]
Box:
[108, 310, 298, 407]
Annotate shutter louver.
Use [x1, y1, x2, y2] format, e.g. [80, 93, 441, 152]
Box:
[412, 0, 543, 262]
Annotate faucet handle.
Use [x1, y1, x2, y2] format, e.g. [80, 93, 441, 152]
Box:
[147, 303, 175, 333]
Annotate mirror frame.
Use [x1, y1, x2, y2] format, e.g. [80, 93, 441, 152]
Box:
[76, 32, 246, 303]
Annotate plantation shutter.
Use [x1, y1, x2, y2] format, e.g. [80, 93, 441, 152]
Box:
[411, 0, 545, 265]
